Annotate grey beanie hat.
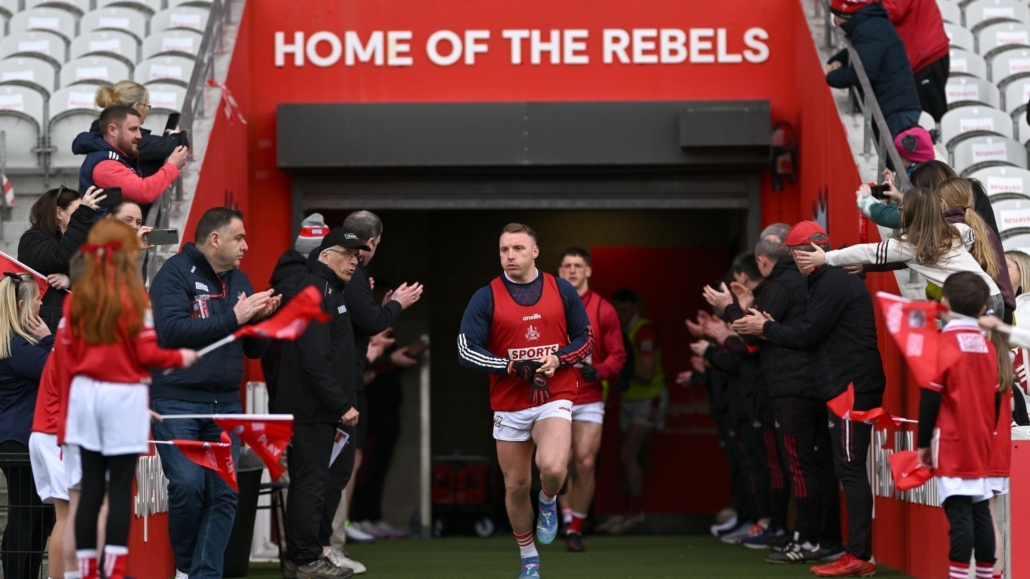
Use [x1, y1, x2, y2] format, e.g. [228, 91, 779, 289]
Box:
[295, 213, 329, 257]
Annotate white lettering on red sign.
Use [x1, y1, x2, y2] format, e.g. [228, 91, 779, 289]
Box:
[988, 176, 1024, 194]
[960, 117, 995, 132]
[946, 84, 979, 102]
[508, 344, 559, 360]
[972, 142, 1007, 160]
[274, 27, 771, 67]
[1001, 208, 1030, 230]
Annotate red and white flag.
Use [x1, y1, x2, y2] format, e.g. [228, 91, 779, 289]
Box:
[888, 450, 933, 491]
[232, 285, 330, 341]
[168, 432, 238, 491]
[214, 415, 293, 480]
[875, 292, 944, 388]
[2, 174, 12, 208]
[0, 251, 48, 298]
[827, 383, 916, 427]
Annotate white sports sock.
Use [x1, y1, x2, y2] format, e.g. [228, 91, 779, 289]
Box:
[538, 490, 556, 505]
[520, 542, 539, 559]
[64, 572, 82, 579]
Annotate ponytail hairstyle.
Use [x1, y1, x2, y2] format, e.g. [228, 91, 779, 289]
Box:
[95, 80, 149, 110]
[935, 177, 1001, 279]
[0, 273, 40, 358]
[69, 219, 147, 344]
[899, 187, 961, 266]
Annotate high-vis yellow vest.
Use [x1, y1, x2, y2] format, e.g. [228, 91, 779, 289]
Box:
[622, 318, 665, 401]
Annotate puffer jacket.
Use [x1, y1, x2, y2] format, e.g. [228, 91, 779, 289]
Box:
[260, 249, 309, 403]
[754, 260, 821, 400]
[881, 0, 950, 73]
[827, 3, 922, 120]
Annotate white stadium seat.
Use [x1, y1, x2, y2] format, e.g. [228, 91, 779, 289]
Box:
[1003, 79, 1030, 113]
[81, 8, 148, 44]
[0, 0, 16, 19]
[49, 86, 101, 168]
[1001, 232, 1030, 252]
[134, 56, 194, 88]
[950, 48, 989, 79]
[918, 111, 937, 132]
[61, 55, 132, 87]
[989, 193, 1030, 231]
[977, 21, 1030, 57]
[141, 82, 185, 133]
[11, 9, 77, 45]
[952, 134, 1028, 174]
[71, 30, 139, 67]
[0, 58, 57, 97]
[143, 30, 203, 60]
[969, 165, 1030, 195]
[97, 0, 162, 17]
[26, 0, 92, 18]
[940, 1, 963, 25]
[947, 23, 975, 51]
[964, 0, 1030, 33]
[989, 46, 1030, 86]
[0, 31, 68, 67]
[0, 85, 45, 168]
[1016, 112, 1030, 144]
[941, 106, 1014, 148]
[151, 7, 210, 34]
[169, 0, 213, 8]
[945, 76, 1001, 108]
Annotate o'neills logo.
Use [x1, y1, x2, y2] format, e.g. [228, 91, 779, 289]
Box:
[522, 313, 542, 321]
[508, 344, 559, 360]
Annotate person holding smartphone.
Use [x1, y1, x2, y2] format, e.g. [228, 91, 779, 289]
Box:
[72, 105, 186, 219]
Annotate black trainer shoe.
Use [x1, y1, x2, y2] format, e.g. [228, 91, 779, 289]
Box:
[566, 531, 585, 552]
[819, 545, 847, 562]
[766, 541, 821, 564]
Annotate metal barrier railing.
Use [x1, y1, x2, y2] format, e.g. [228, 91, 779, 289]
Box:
[821, 0, 913, 193]
[0, 453, 56, 579]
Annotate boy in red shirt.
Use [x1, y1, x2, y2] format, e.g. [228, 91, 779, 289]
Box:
[918, 272, 1000, 579]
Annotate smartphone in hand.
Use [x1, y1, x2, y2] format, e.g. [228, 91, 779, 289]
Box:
[146, 229, 180, 245]
[164, 112, 180, 133]
[98, 187, 123, 206]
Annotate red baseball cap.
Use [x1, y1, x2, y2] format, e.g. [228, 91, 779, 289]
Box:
[780, 221, 829, 249]
[830, 0, 871, 16]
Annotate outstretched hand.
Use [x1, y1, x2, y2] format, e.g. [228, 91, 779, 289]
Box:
[731, 308, 774, 337]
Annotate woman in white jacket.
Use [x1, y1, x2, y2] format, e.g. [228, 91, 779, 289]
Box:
[796, 187, 1002, 312]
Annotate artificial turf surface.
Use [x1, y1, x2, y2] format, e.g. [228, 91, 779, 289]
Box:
[242, 536, 913, 578]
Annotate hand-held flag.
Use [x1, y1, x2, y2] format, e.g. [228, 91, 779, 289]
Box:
[875, 292, 943, 388]
[0, 251, 48, 298]
[166, 432, 238, 491]
[827, 383, 918, 426]
[888, 450, 933, 491]
[232, 285, 330, 341]
[214, 415, 293, 480]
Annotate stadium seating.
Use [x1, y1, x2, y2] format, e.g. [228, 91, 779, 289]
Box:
[0, 57, 58, 97]
[1, 31, 68, 67]
[951, 48, 989, 79]
[98, 0, 162, 18]
[952, 134, 1028, 174]
[989, 46, 1030, 86]
[948, 22, 976, 51]
[11, 8, 77, 45]
[965, 0, 1030, 33]
[1003, 79, 1029, 112]
[978, 21, 1030, 58]
[27, 0, 91, 18]
[71, 30, 139, 67]
[940, 1, 962, 25]
[49, 85, 99, 167]
[143, 29, 202, 60]
[151, 7, 209, 33]
[941, 106, 1014, 148]
[970, 165, 1030, 196]
[945, 76, 1001, 108]
[990, 193, 1030, 232]
[0, 85, 45, 168]
[61, 55, 131, 87]
[134, 55, 194, 87]
[81, 8, 148, 43]
[142, 81, 184, 133]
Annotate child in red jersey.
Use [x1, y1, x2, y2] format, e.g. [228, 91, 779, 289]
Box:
[919, 272, 1001, 579]
[59, 220, 200, 579]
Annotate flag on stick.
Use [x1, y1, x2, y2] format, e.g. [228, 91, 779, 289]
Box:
[214, 415, 293, 480]
[158, 432, 238, 491]
[0, 251, 48, 298]
[888, 450, 933, 491]
[875, 292, 944, 388]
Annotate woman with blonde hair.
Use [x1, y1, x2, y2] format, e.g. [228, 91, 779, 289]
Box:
[88, 81, 186, 179]
[935, 177, 1015, 317]
[58, 220, 199, 579]
[0, 272, 55, 579]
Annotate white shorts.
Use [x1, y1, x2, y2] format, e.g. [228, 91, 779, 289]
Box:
[63, 443, 82, 491]
[65, 376, 150, 456]
[28, 432, 67, 503]
[989, 476, 1010, 496]
[571, 401, 605, 424]
[493, 399, 573, 442]
[620, 389, 669, 431]
[935, 476, 993, 503]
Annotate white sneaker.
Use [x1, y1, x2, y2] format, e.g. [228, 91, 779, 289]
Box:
[175, 572, 189, 579]
[354, 520, 387, 539]
[344, 522, 376, 543]
[326, 547, 367, 574]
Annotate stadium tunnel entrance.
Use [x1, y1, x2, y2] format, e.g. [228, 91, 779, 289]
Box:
[279, 100, 771, 524]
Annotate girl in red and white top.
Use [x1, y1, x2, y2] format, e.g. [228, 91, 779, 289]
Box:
[59, 219, 199, 579]
[919, 272, 1005, 579]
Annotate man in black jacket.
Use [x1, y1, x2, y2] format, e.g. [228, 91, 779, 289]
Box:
[734, 221, 885, 578]
[277, 228, 369, 579]
[331, 210, 422, 550]
[826, 0, 922, 137]
[261, 213, 330, 411]
[740, 230, 843, 564]
[149, 207, 277, 579]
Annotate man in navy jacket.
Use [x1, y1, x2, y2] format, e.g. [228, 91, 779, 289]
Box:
[149, 207, 278, 579]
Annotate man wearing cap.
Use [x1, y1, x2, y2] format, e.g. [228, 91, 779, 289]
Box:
[733, 221, 886, 578]
[826, 0, 922, 137]
[276, 228, 370, 579]
[458, 223, 594, 579]
[261, 213, 330, 412]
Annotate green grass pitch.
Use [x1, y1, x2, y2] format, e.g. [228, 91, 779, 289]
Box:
[242, 536, 913, 578]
